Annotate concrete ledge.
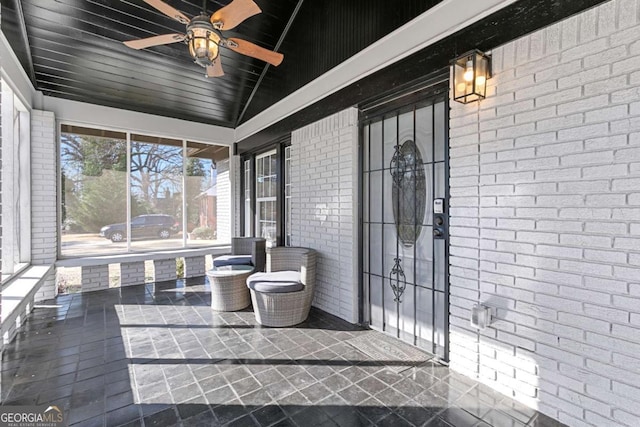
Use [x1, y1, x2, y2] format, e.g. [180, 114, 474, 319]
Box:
[2, 265, 54, 344]
[55, 246, 230, 268]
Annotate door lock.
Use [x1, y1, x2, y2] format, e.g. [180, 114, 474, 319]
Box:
[433, 198, 446, 240]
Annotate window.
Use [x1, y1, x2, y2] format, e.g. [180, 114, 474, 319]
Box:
[284, 146, 292, 246]
[255, 150, 277, 247]
[60, 125, 230, 257]
[241, 139, 291, 248]
[60, 126, 128, 256]
[243, 159, 251, 237]
[1, 82, 31, 282]
[185, 141, 227, 246]
[129, 134, 183, 251]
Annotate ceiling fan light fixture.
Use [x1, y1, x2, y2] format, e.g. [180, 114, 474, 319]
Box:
[186, 15, 221, 67]
[124, 0, 283, 78]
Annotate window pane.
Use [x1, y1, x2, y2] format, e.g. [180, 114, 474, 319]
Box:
[257, 200, 276, 246]
[270, 154, 278, 197]
[256, 150, 278, 247]
[256, 158, 264, 198]
[284, 146, 292, 246]
[244, 159, 252, 236]
[60, 126, 128, 257]
[130, 135, 183, 251]
[185, 141, 229, 247]
[1, 88, 30, 279]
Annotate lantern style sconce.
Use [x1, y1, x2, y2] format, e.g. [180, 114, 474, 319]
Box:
[186, 14, 221, 68]
[452, 50, 492, 104]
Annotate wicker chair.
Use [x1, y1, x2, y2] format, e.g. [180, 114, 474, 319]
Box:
[213, 237, 266, 272]
[246, 247, 317, 327]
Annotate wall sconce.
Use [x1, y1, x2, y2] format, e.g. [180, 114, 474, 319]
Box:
[452, 50, 491, 104]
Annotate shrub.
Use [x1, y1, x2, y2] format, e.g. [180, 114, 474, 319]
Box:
[176, 258, 185, 278]
[189, 226, 215, 240]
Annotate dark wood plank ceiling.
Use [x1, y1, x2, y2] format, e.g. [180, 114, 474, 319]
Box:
[237, 0, 612, 152]
[1, 0, 441, 128]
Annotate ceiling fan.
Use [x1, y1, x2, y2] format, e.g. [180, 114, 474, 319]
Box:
[123, 0, 284, 78]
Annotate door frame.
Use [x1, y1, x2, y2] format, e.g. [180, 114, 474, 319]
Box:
[357, 78, 451, 362]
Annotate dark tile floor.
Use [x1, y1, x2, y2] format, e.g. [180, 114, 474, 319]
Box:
[1, 278, 565, 427]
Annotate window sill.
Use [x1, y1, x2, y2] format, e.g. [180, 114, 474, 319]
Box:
[2, 265, 53, 342]
[55, 245, 231, 268]
[1, 263, 31, 289]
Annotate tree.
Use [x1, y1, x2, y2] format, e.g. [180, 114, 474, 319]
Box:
[129, 141, 183, 211]
[185, 158, 208, 229]
[61, 134, 129, 232]
[68, 169, 147, 232]
[60, 134, 126, 176]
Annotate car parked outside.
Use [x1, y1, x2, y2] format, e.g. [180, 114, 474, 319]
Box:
[100, 214, 178, 242]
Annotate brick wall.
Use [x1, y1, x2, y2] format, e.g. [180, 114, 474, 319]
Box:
[184, 255, 206, 278]
[290, 108, 359, 323]
[216, 158, 231, 242]
[448, 1, 640, 426]
[31, 110, 57, 301]
[153, 258, 176, 282]
[81, 265, 109, 293]
[120, 261, 145, 287]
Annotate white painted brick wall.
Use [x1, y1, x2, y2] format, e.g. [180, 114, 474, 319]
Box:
[449, 1, 640, 425]
[216, 159, 231, 242]
[184, 255, 206, 278]
[30, 110, 57, 301]
[153, 258, 176, 282]
[120, 261, 145, 287]
[290, 108, 359, 323]
[81, 265, 109, 293]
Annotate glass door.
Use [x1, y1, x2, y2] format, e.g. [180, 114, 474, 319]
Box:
[362, 96, 449, 360]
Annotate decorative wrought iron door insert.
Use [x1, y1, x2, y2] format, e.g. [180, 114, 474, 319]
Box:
[362, 96, 449, 361]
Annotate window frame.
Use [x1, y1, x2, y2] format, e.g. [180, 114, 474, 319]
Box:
[255, 149, 278, 247]
[284, 145, 292, 246]
[57, 122, 230, 258]
[240, 136, 291, 247]
[1, 82, 31, 284]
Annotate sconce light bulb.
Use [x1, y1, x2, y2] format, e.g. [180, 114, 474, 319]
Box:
[463, 59, 474, 82]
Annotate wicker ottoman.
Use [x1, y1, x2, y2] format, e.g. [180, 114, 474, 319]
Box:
[206, 265, 254, 311]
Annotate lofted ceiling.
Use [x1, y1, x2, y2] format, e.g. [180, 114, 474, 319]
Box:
[0, 0, 440, 128]
[1, 0, 611, 146]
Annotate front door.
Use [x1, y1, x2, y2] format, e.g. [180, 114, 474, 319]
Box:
[362, 95, 449, 361]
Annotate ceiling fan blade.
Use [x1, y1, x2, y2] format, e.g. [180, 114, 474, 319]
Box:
[124, 33, 185, 50]
[226, 38, 283, 66]
[143, 0, 190, 24]
[210, 0, 261, 30]
[206, 60, 224, 78]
